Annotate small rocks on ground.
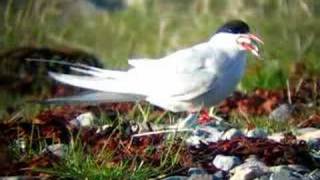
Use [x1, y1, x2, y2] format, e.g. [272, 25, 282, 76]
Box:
[269, 165, 306, 180]
[189, 174, 215, 180]
[213, 170, 226, 180]
[42, 144, 67, 158]
[308, 169, 320, 180]
[188, 167, 207, 175]
[229, 156, 270, 180]
[267, 132, 285, 142]
[246, 128, 268, 138]
[268, 103, 294, 122]
[296, 128, 320, 142]
[213, 154, 241, 171]
[163, 176, 188, 180]
[221, 128, 243, 140]
[186, 126, 224, 146]
[70, 112, 95, 128]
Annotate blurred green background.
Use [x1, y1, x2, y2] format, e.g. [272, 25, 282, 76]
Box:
[0, 0, 320, 115]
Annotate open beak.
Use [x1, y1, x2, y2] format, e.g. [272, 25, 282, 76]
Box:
[238, 34, 264, 58]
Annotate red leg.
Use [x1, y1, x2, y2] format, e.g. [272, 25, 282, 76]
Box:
[198, 108, 213, 124]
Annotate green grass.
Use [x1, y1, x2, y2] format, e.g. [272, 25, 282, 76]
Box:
[229, 115, 293, 134]
[37, 143, 157, 180]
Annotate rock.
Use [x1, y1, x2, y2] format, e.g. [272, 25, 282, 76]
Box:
[255, 174, 270, 180]
[213, 154, 241, 171]
[269, 104, 293, 122]
[308, 169, 320, 180]
[204, 131, 224, 143]
[221, 128, 243, 140]
[230, 156, 269, 180]
[246, 128, 268, 138]
[96, 124, 112, 134]
[186, 135, 205, 146]
[194, 126, 223, 138]
[189, 174, 215, 180]
[43, 144, 68, 158]
[213, 170, 226, 180]
[70, 112, 95, 128]
[187, 126, 224, 146]
[188, 167, 207, 175]
[0, 176, 40, 180]
[296, 128, 320, 142]
[15, 138, 27, 152]
[163, 176, 188, 180]
[287, 165, 310, 174]
[268, 132, 285, 142]
[269, 165, 306, 180]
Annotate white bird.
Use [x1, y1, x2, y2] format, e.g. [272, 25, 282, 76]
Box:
[44, 20, 263, 128]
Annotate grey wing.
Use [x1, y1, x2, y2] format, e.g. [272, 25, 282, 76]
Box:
[131, 42, 219, 101]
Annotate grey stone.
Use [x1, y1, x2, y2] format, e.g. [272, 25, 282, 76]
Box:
[96, 124, 112, 134]
[15, 138, 27, 152]
[296, 128, 320, 142]
[308, 169, 320, 180]
[268, 132, 284, 142]
[187, 126, 224, 146]
[164, 176, 188, 180]
[230, 156, 269, 180]
[0, 176, 40, 180]
[186, 135, 205, 146]
[188, 167, 207, 175]
[43, 144, 68, 158]
[221, 128, 243, 140]
[287, 165, 310, 174]
[70, 112, 95, 128]
[188, 174, 215, 180]
[213, 154, 241, 171]
[246, 128, 268, 138]
[213, 170, 226, 180]
[269, 165, 306, 180]
[194, 126, 223, 139]
[254, 174, 270, 180]
[268, 103, 293, 122]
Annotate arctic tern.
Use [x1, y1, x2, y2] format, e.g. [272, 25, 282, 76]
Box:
[44, 20, 263, 128]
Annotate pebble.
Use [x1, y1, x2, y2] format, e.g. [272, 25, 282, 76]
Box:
[269, 165, 306, 180]
[287, 165, 310, 174]
[70, 112, 95, 128]
[268, 132, 285, 142]
[308, 169, 320, 180]
[230, 156, 269, 180]
[189, 174, 215, 180]
[194, 126, 223, 139]
[163, 176, 188, 180]
[246, 128, 268, 138]
[186, 126, 224, 146]
[43, 144, 67, 158]
[186, 136, 205, 146]
[188, 167, 207, 175]
[212, 170, 226, 180]
[268, 103, 293, 122]
[221, 128, 243, 140]
[96, 124, 112, 134]
[213, 154, 241, 171]
[296, 128, 320, 142]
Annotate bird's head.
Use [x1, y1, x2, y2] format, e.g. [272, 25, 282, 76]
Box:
[211, 20, 263, 58]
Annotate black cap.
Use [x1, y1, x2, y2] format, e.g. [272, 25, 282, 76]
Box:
[216, 20, 250, 34]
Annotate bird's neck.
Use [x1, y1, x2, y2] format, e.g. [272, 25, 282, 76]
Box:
[209, 44, 247, 71]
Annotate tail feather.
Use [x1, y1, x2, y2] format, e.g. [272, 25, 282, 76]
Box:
[40, 91, 145, 105]
[49, 72, 135, 94]
[70, 66, 125, 78]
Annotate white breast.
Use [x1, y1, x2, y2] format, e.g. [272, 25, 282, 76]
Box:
[191, 52, 247, 109]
